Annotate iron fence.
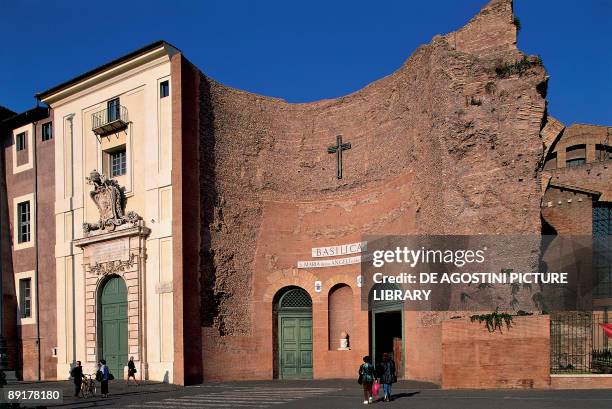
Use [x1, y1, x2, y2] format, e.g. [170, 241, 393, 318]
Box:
[551, 311, 612, 374]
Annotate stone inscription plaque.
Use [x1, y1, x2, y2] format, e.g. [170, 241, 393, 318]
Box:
[89, 240, 129, 264]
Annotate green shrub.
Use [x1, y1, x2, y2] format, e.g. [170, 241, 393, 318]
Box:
[495, 56, 541, 78]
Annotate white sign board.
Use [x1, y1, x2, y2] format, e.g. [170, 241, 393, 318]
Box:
[311, 241, 367, 258]
[297, 255, 364, 269]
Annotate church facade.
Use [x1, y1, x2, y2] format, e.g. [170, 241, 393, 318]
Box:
[35, 42, 193, 384]
[1, 0, 610, 388]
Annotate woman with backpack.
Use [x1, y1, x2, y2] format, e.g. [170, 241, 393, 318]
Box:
[358, 355, 376, 404]
[377, 352, 397, 402]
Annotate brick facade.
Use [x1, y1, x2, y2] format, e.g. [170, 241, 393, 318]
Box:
[442, 315, 550, 388]
[542, 123, 611, 237]
[192, 0, 548, 384]
[542, 187, 594, 235]
[1, 108, 56, 381]
[540, 120, 611, 388]
[0, 0, 609, 389]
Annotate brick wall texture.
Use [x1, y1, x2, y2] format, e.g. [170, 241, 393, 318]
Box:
[2, 0, 608, 388]
[189, 0, 550, 383]
[442, 316, 551, 388]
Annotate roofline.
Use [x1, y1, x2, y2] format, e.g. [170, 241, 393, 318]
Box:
[1, 106, 49, 131]
[36, 40, 180, 103]
[0, 106, 16, 120]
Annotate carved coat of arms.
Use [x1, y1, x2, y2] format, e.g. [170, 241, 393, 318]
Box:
[83, 170, 142, 233]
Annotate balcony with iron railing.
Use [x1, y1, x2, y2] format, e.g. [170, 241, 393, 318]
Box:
[92, 105, 128, 136]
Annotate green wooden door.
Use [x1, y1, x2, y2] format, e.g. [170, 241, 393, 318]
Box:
[277, 288, 313, 379]
[280, 315, 313, 379]
[100, 277, 128, 379]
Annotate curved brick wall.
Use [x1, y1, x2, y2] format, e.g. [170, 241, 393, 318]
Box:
[191, 0, 548, 380]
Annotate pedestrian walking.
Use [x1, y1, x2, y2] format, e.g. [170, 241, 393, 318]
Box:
[126, 356, 139, 386]
[70, 361, 84, 397]
[358, 355, 376, 404]
[377, 352, 397, 402]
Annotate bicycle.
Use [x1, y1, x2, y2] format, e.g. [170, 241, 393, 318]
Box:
[81, 373, 97, 398]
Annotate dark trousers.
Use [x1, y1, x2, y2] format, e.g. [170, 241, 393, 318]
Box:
[101, 380, 109, 395]
[74, 380, 82, 397]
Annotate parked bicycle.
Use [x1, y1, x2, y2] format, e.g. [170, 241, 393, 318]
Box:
[81, 373, 97, 398]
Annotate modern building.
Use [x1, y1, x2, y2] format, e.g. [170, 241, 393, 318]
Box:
[0, 0, 610, 388]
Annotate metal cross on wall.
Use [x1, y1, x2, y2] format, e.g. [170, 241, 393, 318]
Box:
[327, 135, 352, 179]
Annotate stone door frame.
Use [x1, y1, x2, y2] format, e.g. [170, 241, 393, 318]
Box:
[75, 224, 150, 379]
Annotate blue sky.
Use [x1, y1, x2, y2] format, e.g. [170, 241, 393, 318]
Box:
[0, 0, 610, 125]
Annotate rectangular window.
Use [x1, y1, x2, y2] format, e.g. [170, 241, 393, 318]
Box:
[19, 278, 32, 318]
[17, 201, 31, 243]
[107, 98, 120, 122]
[160, 80, 170, 98]
[110, 149, 127, 177]
[41, 122, 53, 141]
[16, 132, 26, 151]
[566, 145, 586, 167]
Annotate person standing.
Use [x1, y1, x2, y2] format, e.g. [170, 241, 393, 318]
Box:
[70, 361, 84, 398]
[358, 356, 376, 404]
[126, 356, 139, 386]
[99, 359, 110, 398]
[377, 352, 397, 402]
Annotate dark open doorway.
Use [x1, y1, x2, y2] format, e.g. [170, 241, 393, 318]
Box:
[371, 309, 404, 377]
[369, 283, 405, 377]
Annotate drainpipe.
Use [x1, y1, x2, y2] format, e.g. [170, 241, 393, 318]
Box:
[33, 119, 42, 381]
[66, 114, 76, 370]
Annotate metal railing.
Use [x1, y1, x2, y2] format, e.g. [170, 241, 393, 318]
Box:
[91, 105, 128, 132]
[551, 312, 612, 374]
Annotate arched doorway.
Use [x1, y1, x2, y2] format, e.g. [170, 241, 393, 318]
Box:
[275, 287, 313, 379]
[99, 276, 128, 378]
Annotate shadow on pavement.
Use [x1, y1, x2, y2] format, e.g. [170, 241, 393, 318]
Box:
[392, 390, 421, 400]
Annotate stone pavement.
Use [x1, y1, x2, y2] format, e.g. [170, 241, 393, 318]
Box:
[5, 379, 181, 408]
[127, 380, 612, 409]
[5, 379, 612, 409]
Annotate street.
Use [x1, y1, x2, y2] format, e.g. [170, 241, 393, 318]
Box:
[8, 379, 612, 409]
